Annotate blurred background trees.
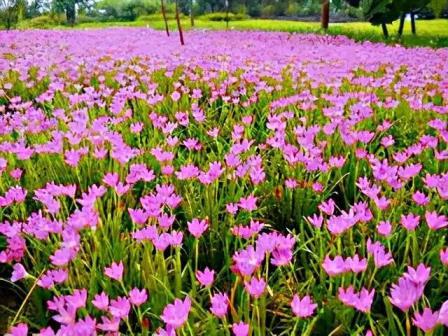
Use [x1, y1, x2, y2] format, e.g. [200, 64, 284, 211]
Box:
[1, 0, 447, 29]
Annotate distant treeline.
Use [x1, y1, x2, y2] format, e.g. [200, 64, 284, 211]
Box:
[1, 0, 447, 29]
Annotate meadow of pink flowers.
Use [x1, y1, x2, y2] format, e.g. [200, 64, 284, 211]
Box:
[0, 28, 448, 335]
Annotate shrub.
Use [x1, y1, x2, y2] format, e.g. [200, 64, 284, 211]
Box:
[19, 15, 65, 29]
[260, 5, 276, 17]
[137, 12, 185, 21]
[200, 12, 249, 22]
[76, 15, 97, 24]
[285, 2, 301, 16]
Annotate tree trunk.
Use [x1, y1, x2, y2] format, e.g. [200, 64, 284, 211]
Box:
[190, 0, 194, 27]
[65, 2, 76, 26]
[381, 23, 389, 38]
[410, 12, 416, 35]
[397, 13, 405, 36]
[161, 0, 170, 36]
[321, 0, 330, 30]
[225, 0, 229, 30]
[6, 6, 13, 30]
[175, 0, 185, 45]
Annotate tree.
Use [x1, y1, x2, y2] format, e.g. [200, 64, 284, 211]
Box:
[429, 0, 447, 17]
[53, 0, 83, 25]
[345, 0, 398, 37]
[347, 0, 432, 37]
[0, 0, 25, 29]
[395, 0, 430, 35]
[27, 0, 48, 18]
[97, 0, 158, 21]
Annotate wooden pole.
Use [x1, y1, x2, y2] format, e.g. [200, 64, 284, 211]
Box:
[225, 0, 230, 30]
[410, 12, 416, 35]
[397, 13, 405, 36]
[321, 0, 330, 30]
[190, 0, 195, 27]
[161, 0, 170, 36]
[175, 0, 185, 45]
[381, 23, 389, 38]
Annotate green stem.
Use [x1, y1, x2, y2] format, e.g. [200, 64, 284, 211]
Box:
[11, 269, 45, 326]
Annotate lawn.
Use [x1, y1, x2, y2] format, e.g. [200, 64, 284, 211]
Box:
[44, 18, 448, 48]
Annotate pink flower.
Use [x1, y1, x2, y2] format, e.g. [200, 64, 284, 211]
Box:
[171, 91, 181, 102]
[7, 323, 28, 336]
[109, 296, 131, 319]
[92, 292, 109, 311]
[404, 264, 431, 285]
[244, 277, 266, 299]
[207, 127, 220, 138]
[356, 288, 375, 313]
[162, 165, 174, 175]
[232, 321, 249, 336]
[413, 308, 439, 333]
[114, 182, 131, 196]
[210, 293, 229, 318]
[158, 213, 176, 229]
[440, 248, 448, 265]
[312, 182, 323, 193]
[345, 254, 368, 273]
[322, 255, 348, 276]
[367, 239, 394, 268]
[389, 277, 424, 312]
[285, 178, 298, 189]
[196, 267, 215, 287]
[129, 288, 148, 306]
[11, 263, 28, 282]
[412, 191, 429, 206]
[400, 213, 420, 231]
[326, 213, 356, 235]
[439, 300, 448, 326]
[176, 164, 199, 180]
[50, 247, 75, 266]
[381, 135, 395, 147]
[291, 295, 317, 318]
[97, 316, 120, 332]
[238, 194, 258, 212]
[128, 208, 149, 225]
[425, 211, 448, 230]
[10, 168, 23, 180]
[66, 289, 87, 310]
[271, 245, 293, 266]
[319, 199, 335, 216]
[377, 220, 392, 237]
[37, 269, 68, 289]
[169, 230, 183, 247]
[226, 203, 239, 215]
[130, 122, 143, 133]
[161, 297, 191, 329]
[104, 261, 124, 281]
[188, 218, 209, 238]
[306, 213, 323, 229]
[103, 172, 119, 187]
[338, 286, 375, 313]
[232, 246, 264, 276]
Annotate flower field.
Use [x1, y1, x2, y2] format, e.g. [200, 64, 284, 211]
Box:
[0, 29, 448, 335]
